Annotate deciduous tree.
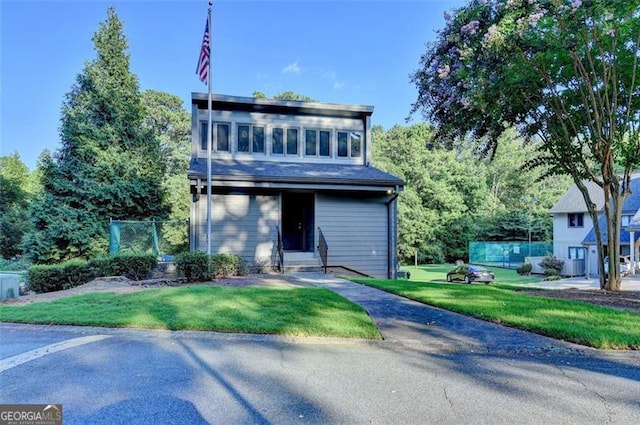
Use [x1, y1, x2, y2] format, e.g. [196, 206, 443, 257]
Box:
[0, 153, 32, 259]
[411, 0, 639, 290]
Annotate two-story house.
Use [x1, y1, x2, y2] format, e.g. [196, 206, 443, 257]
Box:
[187, 93, 404, 278]
[549, 175, 640, 277]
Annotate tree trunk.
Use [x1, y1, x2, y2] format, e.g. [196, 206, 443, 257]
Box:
[601, 170, 630, 292]
[574, 180, 607, 289]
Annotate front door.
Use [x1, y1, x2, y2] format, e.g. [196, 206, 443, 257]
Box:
[282, 192, 314, 252]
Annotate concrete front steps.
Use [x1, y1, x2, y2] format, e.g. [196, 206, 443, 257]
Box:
[283, 252, 324, 273]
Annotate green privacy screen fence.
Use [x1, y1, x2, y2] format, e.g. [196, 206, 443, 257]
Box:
[109, 220, 188, 259]
[469, 241, 553, 268]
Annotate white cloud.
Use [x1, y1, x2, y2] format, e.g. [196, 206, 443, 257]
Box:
[319, 69, 346, 90]
[282, 61, 301, 74]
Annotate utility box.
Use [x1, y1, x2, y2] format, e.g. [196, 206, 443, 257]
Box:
[0, 274, 20, 300]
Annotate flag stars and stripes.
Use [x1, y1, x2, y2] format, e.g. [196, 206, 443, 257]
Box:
[196, 18, 210, 85]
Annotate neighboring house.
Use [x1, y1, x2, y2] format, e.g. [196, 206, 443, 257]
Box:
[187, 93, 404, 278]
[549, 175, 640, 277]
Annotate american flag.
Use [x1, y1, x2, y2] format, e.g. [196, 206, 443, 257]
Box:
[196, 18, 210, 84]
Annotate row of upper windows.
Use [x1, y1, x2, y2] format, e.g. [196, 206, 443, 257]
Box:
[199, 122, 363, 158]
[568, 213, 634, 228]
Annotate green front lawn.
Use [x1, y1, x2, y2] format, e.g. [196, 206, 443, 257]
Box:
[401, 264, 542, 287]
[0, 285, 381, 340]
[354, 277, 640, 349]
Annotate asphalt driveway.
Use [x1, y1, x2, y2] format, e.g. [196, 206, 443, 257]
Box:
[2, 273, 640, 424]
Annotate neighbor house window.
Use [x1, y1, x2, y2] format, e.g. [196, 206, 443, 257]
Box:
[622, 215, 632, 226]
[337, 131, 362, 158]
[568, 213, 584, 228]
[305, 129, 331, 157]
[237, 124, 265, 154]
[216, 123, 229, 152]
[568, 247, 585, 260]
[272, 128, 284, 154]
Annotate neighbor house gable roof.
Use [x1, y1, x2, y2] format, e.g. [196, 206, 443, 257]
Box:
[548, 180, 605, 214]
[580, 176, 640, 244]
[581, 214, 640, 245]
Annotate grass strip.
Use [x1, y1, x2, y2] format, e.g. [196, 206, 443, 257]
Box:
[401, 264, 542, 286]
[0, 285, 381, 340]
[353, 278, 640, 349]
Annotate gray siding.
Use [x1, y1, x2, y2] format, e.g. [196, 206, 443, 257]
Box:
[316, 194, 388, 278]
[193, 194, 279, 265]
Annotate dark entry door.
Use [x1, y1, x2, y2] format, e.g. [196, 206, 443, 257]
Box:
[282, 193, 314, 251]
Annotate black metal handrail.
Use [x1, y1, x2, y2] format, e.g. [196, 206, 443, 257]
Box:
[276, 226, 284, 273]
[318, 227, 328, 274]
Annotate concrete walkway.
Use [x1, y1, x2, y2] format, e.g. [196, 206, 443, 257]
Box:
[291, 273, 600, 356]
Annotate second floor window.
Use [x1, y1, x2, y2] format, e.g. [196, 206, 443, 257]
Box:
[272, 127, 298, 155]
[200, 122, 230, 152]
[287, 129, 298, 155]
[200, 122, 208, 151]
[272, 128, 284, 154]
[217, 123, 230, 152]
[237, 125, 265, 153]
[337, 131, 362, 158]
[305, 130, 331, 157]
[568, 213, 584, 228]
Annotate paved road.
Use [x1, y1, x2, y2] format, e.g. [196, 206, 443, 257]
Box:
[2, 275, 640, 424]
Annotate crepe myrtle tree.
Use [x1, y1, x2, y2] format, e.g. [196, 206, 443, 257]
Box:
[410, 0, 640, 290]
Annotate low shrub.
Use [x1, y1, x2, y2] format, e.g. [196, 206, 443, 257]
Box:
[516, 262, 533, 275]
[175, 252, 209, 282]
[28, 259, 95, 293]
[62, 259, 97, 288]
[540, 256, 564, 276]
[175, 252, 247, 282]
[28, 264, 64, 293]
[210, 253, 247, 278]
[90, 254, 157, 281]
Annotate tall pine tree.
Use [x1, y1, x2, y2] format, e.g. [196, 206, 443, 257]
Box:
[24, 7, 168, 264]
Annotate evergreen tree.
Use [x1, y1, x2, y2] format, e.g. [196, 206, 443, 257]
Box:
[24, 7, 168, 264]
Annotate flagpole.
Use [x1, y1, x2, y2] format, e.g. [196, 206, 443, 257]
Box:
[206, 0, 213, 256]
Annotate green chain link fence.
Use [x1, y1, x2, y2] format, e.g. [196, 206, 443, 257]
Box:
[469, 241, 553, 269]
[109, 220, 188, 260]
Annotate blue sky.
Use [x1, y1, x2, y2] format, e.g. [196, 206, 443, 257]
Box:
[1, 0, 463, 170]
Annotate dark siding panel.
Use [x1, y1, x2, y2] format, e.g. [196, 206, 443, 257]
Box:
[316, 194, 388, 277]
